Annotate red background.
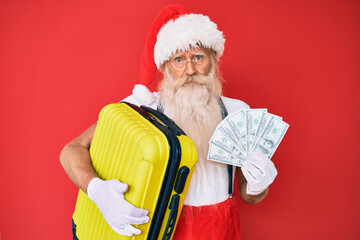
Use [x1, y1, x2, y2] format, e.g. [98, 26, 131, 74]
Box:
[1, 0, 359, 239]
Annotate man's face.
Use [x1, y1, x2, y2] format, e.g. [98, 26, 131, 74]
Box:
[166, 46, 212, 79]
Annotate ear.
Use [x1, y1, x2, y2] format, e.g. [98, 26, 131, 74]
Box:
[158, 63, 166, 74]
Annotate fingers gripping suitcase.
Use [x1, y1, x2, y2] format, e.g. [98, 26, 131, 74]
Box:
[72, 102, 198, 239]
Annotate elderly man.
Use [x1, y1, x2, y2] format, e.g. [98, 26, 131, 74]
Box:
[60, 5, 277, 239]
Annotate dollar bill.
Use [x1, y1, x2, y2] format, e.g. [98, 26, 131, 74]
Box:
[216, 119, 240, 147]
[209, 127, 246, 160]
[208, 143, 245, 167]
[249, 112, 272, 153]
[252, 116, 289, 159]
[208, 108, 289, 167]
[245, 109, 267, 155]
[220, 110, 247, 153]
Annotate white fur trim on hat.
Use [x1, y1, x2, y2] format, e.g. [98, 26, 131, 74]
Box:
[154, 14, 225, 68]
[132, 84, 155, 105]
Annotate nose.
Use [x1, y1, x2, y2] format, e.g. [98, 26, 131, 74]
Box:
[184, 60, 197, 76]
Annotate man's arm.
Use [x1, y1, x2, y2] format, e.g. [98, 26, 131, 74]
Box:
[59, 123, 98, 194]
[237, 167, 269, 204]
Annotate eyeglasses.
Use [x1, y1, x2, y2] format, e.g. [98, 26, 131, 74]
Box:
[168, 53, 210, 72]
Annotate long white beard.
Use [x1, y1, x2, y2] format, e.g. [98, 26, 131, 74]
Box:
[159, 67, 229, 206]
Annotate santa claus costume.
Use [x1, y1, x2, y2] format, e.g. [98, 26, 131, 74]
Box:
[124, 5, 250, 239]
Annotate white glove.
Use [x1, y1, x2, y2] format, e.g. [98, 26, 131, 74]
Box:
[241, 151, 278, 195]
[87, 177, 150, 236]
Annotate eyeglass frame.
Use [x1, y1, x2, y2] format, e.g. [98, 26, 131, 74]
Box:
[167, 48, 212, 72]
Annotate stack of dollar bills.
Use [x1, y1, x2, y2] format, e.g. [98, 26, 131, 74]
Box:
[208, 109, 289, 167]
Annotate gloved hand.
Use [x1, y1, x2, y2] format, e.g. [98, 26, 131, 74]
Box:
[87, 177, 150, 236]
[241, 151, 278, 195]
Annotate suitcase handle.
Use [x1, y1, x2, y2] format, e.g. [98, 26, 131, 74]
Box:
[162, 194, 180, 240]
[121, 102, 154, 121]
[121, 102, 167, 130]
[140, 105, 185, 136]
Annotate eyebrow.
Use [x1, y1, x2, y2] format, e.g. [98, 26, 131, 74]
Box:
[172, 51, 208, 59]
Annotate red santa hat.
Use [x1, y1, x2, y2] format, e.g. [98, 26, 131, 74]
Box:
[139, 5, 225, 87]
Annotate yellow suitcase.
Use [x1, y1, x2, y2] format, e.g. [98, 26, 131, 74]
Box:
[72, 102, 198, 240]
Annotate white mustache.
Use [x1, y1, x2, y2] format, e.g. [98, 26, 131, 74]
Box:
[174, 74, 210, 91]
[160, 63, 222, 99]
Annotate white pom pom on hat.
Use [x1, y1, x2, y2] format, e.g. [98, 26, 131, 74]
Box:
[139, 5, 225, 87]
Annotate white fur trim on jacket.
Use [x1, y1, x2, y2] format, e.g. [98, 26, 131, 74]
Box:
[132, 84, 155, 105]
[154, 14, 225, 68]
